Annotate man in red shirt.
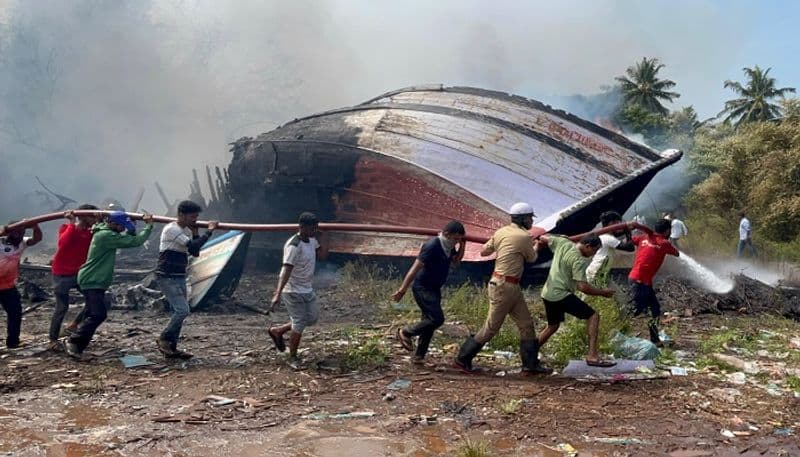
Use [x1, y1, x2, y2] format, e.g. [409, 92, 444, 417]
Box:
[628, 218, 679, 346]
[49, 205, 99, 346]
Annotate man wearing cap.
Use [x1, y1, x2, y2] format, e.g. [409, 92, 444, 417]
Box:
[66, 211, 154, 357]
[454, 202, 551, 375]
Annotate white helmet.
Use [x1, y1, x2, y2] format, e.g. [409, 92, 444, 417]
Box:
[509, 202, 535, 216]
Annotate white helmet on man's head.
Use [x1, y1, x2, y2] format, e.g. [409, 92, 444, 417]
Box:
[509, 202, 535, 216]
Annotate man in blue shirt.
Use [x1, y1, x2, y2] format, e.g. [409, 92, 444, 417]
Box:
[392, 221, 465, 364]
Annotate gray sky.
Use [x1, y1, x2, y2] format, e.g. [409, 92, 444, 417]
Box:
[1, 0, 796, 221]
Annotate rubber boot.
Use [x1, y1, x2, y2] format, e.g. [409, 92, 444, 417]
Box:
[453, 336, 484, 373]
[520, 339, 553, 375]
[648, 320, 663, 347]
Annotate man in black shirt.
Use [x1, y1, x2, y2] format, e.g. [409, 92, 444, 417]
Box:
[391, 221, 466, 364]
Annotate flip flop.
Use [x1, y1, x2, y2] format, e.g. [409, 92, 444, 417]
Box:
[396, 328, 414, 352]
[585, 359, 616, 368]
[267, 328, 286, 352]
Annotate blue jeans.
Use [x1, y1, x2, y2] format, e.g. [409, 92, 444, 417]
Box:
[158, 276, 190, 344]
[737, 239, 757, 258]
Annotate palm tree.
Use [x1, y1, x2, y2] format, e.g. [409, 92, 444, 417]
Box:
[719, 66, 796, 128]
[615, 58, 680, 116]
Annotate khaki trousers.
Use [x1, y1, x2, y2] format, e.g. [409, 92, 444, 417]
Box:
[474, 279, 535, 343]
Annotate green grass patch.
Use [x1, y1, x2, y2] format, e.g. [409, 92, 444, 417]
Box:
[341, 336, 389, 371]
[338, 260, 400, 305]
[699, 328, 741, 354]
[786, 375, 800, 391]
[498, 398, 523, 415]
[456, 438, 492, 457]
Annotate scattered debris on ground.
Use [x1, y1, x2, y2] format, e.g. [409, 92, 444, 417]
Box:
[1, 267, 799, 456]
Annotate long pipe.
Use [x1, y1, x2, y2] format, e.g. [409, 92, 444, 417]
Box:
[4, 210, 649, 247]
[3, 210, 491, 243]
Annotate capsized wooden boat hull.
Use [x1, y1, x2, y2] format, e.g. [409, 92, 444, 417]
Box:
[226, 85, 681, 262]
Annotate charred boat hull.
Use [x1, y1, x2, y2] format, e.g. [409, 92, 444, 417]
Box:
[226, 85, 681, 262]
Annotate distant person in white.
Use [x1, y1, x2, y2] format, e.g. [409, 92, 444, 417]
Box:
[737, 210, 757, 258]
[267, 212, 329, 365]
[663, 212, 688, 249]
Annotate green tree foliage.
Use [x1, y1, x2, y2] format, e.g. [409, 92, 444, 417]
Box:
[615, 57, 680, 116]
[719, 66, 796, 128]
[686, 116, 800, 255]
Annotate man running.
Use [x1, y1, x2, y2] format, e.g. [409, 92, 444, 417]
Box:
[267, 212, 328, 366]
[453, 202, 551, 375]
[0, 221, 43, 348]
[629, 219, 679, 347]
[536, 234, 616, 367]
[49, 205, 99, 348]
[66, 212, 154, 357]
[393, 220, 465, 364]
[155, 200, 218, 359]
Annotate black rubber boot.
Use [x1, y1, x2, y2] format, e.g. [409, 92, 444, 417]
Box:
[454, 336, 484, 373]
[520, 339, 553, 375]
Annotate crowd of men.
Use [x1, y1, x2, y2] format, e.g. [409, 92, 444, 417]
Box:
[0, 200, 754, 373]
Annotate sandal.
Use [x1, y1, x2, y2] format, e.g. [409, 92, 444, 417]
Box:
[585, 359, 617, 368]
[396, 328, 414, 352]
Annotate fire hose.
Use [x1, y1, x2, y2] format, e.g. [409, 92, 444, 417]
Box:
[2, 210, 648, 246]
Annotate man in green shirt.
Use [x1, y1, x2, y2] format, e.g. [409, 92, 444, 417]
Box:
[66, 211, 154, 357]
[537, 233, 616, 367]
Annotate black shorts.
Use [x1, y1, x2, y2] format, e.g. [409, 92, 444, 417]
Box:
[543, 294, 596, 325]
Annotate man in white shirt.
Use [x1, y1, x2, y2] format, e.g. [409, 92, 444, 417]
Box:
[663, 212, 688, 249]
[267, 212, 328, 365]
[585, 211, 635, 287]
[737, 211, 757, 258]
[155, 200, 218, 359]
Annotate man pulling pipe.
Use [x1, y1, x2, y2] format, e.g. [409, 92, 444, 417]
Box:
[267, 212, 329, 367]
[48, 205, 99, 348]
[0, 221, 43, 349]
[155, 200, 218, 359]
[536, 233, 617, 367]
[393, 220, 466, 365]
[66, 211, 154, 358]
[454, 202, 551, 375]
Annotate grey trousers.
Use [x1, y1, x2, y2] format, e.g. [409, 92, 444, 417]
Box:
[50, 274, 84, 341]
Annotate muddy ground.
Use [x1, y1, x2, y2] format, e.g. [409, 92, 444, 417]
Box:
[2, 267, 800, 457]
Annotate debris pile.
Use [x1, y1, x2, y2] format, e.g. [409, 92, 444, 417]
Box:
[615, 274, 800, 320]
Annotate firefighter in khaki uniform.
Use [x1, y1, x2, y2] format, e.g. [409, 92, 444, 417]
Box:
[453, 202, 552, 375]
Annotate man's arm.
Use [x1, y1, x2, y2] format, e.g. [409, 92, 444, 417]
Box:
[106, 215, 154, 249]
[315, 231, 329, 261]
[186, 221, 218, 257]
[392, 259, 424, 302]
[452, 240, 466, 264]
[480, 236, 496, 257]
[576, 281, 615, 297]
[270, 264, 294, 312]
[628, 221, 653, 235]
[26, 224, 43, 247]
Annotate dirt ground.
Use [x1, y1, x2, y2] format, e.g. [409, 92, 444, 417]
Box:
[2, 267, 800, 457]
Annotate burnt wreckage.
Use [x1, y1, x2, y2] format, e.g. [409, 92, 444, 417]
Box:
[224, 85, 681, 263]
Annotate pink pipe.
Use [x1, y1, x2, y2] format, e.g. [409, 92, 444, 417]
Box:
[4, 211, 650, 246]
